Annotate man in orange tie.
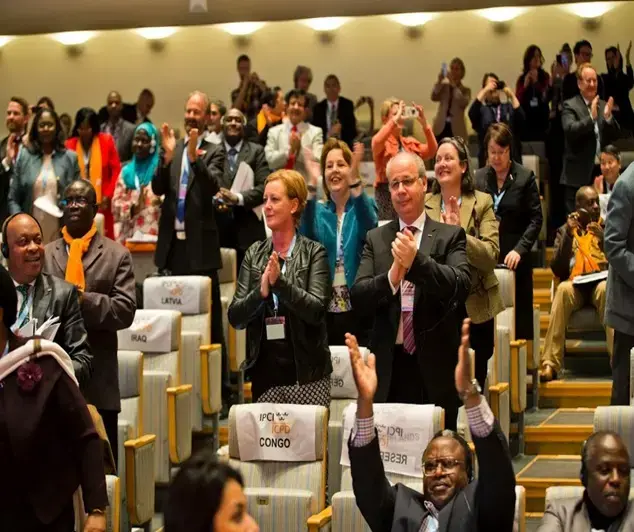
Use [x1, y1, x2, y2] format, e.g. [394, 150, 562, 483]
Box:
[44, 179, 137, 466]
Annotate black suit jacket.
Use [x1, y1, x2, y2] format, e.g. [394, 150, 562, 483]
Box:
[561, 95, 620, 187]
[98, 103, 151, 126]
[348, 419, 516, 532]
[351, 218, 471, 405]
[312, 97, 358, 148]
[152, 138, 224, 272]
[31, 273, 93, 387]
[217, 140, 268, 253]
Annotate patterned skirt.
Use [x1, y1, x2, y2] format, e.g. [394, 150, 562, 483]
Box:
[256, 376, 331, 408]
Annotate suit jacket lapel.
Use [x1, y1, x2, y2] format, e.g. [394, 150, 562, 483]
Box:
[459, 194, 476, 234]
[51, 239, 68, 276]
[424, 194, 442, 223]
[415, 218, 438, 303]
[32, 274, 53, 326]
[173, 140, 185, 192]
[82, 233, 104, 273]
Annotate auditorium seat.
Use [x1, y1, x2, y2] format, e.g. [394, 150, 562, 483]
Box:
[143, 275, 223, 441]
[117, 350, 156, 531]
[227, 404, 329, 532]
[117, 309, 194, 485]
[125, 242, 158, 284]
[515, 485, 526, 532]
[594, 406, 634, 460]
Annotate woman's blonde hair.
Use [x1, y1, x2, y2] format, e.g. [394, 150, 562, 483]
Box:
[320, 138, 353, 200]
[380, 98, 400, 121]
[265, 169, 308, 226]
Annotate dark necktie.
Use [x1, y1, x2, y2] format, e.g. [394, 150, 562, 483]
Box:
[228, 147, 238, 174]
[402, 226, 417, 354]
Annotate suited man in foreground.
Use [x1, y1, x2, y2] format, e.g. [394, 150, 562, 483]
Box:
[152, 90, 228, 400]
[214, 108, 269, 268]
[561, 63, 620, 214]
[347, 319, 516, 532]
[538, 431, 633, 531]
[351, 152, 471, 429]
[312, 74, 358, 149]
[44, 180, 136, 465]
[3, 212, 92, 384]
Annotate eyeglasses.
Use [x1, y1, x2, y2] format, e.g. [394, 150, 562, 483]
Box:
[422, 458, 464, 476]
[60, 197, 93, 208]
[389, 177, 420, 191]
[487, 148, 510, 158]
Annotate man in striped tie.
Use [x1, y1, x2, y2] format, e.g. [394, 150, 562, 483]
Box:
[351, 151, 471, 430]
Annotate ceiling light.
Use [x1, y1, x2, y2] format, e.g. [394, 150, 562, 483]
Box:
[219, 22, 266, 36]
[190, 0, 208, 12]
[0, 36, 14, 48]
[51, 31, 96, 46]
[300, 17, 350, 32]
[387, 13, 435, 27]
[135, 27, 178, 40]
[477, 7, 528, 22]
[562, 2, 615, 18]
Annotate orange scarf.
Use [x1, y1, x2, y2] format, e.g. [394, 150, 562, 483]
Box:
[61, 222, 97, 291]
[257, 109, 284, 134]
[76, 136, 102, 203]
[570, 228, 607, 279]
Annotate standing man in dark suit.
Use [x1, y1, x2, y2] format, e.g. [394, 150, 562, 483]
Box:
[1, 97, 30, 227]
[312, 75, 358, 149]
[101, 91, 136, 163]
[44, 180, 136, 465]
[152, 90, 228, 400]
[98, 88, 154, 126]
[351, 152, 471, 429]
[561, 63, 620, 214]
[214, 108, 269, 268]
[605, 161, 634, 405]
[347, 319, 516, 532]
[3, 212, 92, 384]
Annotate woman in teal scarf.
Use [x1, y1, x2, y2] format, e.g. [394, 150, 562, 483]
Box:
[112, 122, 162, 244]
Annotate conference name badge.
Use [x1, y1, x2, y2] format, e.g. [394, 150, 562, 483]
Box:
[265, 316, 285, 340]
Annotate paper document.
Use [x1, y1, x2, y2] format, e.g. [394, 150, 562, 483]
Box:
[17, 319, 35, 338]
[36, 316, 61, 341]
[572, 270, 608, 285]
[231, 162, 263, 220]
[33, 195, 63, 218]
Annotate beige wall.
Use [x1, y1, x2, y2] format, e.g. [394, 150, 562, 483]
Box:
[1, 2, 633, 136]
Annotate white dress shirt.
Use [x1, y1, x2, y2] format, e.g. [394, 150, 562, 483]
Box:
[224, 139, 245, 206]
[388, 211, 426, 344]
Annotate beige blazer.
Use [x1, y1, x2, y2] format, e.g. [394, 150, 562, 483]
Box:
[425, 190, 503, 324]
[538, 496, 634, 531]
[430, 81, 471, 139]
[264, 118, 324, 179]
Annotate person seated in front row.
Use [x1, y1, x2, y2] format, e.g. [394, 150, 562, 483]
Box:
[538, 431, 633, 531]
[540, 186, 613, 381]
[346, 318, 516, 532]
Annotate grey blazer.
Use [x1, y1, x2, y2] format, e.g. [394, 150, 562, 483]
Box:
[538, 496, 634, 531]
[116, 120, 136, 163]
[605, 162, 634, 336]
[8, 148, 80, 215]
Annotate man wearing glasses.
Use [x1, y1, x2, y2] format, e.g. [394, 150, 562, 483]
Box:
[44, 179, 137, 467]
[346, 319, 516, 531]
[351, 151, 471, 430]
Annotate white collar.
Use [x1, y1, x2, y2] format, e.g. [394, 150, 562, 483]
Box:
[398, 211, 426, 232]
[224, 139, 244, 153]
[328, 99, 339, 108]
[12, 277, 36, 289]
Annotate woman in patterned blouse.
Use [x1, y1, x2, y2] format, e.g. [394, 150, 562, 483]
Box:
[301, 138, 378, 345]
[112, 122, 161, 244]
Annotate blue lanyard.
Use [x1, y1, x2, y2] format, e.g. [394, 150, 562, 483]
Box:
[493, 190, 506, 213]
[336, 213, 345, 261]
[272, 234, 297, 313]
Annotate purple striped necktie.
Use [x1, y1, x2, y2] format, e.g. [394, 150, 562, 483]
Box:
[402, 225, 417, 355]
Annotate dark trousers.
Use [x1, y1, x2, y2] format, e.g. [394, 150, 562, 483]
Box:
[435, 122, 453, 143]
[166, 238, 230, 400]
[0, 500, 74, 532]
[611, 330, 634, 405]
[386, 345, 458, 431]
[326, 311, 368, 347]
[99, 408, 118, 469]
[564, 186, 578, 215]
[469, 318, 495, 391]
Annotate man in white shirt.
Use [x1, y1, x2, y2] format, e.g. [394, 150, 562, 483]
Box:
[265, 89, 323, 180]
[351, 152, 471, 430]
[205, 99, 226, 145]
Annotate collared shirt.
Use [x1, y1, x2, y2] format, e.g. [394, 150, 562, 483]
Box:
[352, 397, 495, 531]
[175, 135, 204, 231]
[205, 130, 223, 145]
[224, 139, 245, 206]
[327, 99, 339, 132]
[388, 211, 426, 344]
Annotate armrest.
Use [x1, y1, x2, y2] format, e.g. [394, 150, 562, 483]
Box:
[510, 340, 528, 413]
[167, 385, 193, 464]
[308, 506, 332, 532]
[200, 344, 223, 415]
[124, 435, 156, 526]
[488, 383, 511, 441]
[182, 331, 203, 432]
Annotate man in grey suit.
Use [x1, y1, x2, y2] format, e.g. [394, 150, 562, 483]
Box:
[538, 431, 632, 531]
[605, 161, 634, 405]
[1, 97, 29, 226]
[561, 63, 620, 214]
[101, 91, 136, 163]
[214, 108, 269, 268]
[44, 180, 136, 466]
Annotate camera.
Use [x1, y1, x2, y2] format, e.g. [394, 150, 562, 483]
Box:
[496, 81, 506, 91]
[403, 106, 418, 119]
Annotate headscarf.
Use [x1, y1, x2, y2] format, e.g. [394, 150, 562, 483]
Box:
[121, 122, 160, 190]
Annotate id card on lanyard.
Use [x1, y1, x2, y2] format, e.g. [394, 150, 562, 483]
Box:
[266, 235, 297, 341]
[333, 213, 346, 286]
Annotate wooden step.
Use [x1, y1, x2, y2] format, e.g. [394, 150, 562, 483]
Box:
[534, 288, 552, 313]
[539, 379, 611, 408]
[524, 408, 594, 455]
[545, 247, 554, 263]
[533, 268, 554, 291]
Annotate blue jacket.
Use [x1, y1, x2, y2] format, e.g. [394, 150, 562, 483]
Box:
[300, 193, 378, 289]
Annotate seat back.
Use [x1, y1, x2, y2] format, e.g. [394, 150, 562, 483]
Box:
[125, 242, 158, 283]
[118, 350, 144, 439]
[228, 404, 328, 530]
[494, 268, 516, 340]
[218, 248, 246, 372]
[95, 213, 105, 236]
[594, 406, 634, 468]
[515, 485, 526, 532]
[546, 485, 634, 506]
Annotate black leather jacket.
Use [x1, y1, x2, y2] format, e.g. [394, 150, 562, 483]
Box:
[228, 234, 333, 385]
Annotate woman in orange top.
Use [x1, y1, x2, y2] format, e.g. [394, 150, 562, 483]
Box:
[372, 99, 438, 220]
[66, 107, 121, 239]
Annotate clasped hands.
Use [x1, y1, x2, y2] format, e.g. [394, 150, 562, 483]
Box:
[260, 252, 281, 298]
[389, 228, 417, 286]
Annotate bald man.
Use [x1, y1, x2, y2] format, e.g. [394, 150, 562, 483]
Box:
[100, 90, 136, 162]
[540, 186, 613, 381]
[539, 431, 633, 530]
[2, 212, 92, 384]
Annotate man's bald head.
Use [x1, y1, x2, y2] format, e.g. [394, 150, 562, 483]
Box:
[3, 213, 44, 284]
[575, 185, 600, 222]
[107, 90, 123, 120]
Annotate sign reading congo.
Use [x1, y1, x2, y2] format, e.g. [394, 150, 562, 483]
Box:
[235, 403, 320, 462]
[117, 310, 177, 353]
[144, 276, 203, 315]
[340, 403, 437, 478]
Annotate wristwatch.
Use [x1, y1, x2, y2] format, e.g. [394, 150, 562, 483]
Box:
[458, 379, 482, 402]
